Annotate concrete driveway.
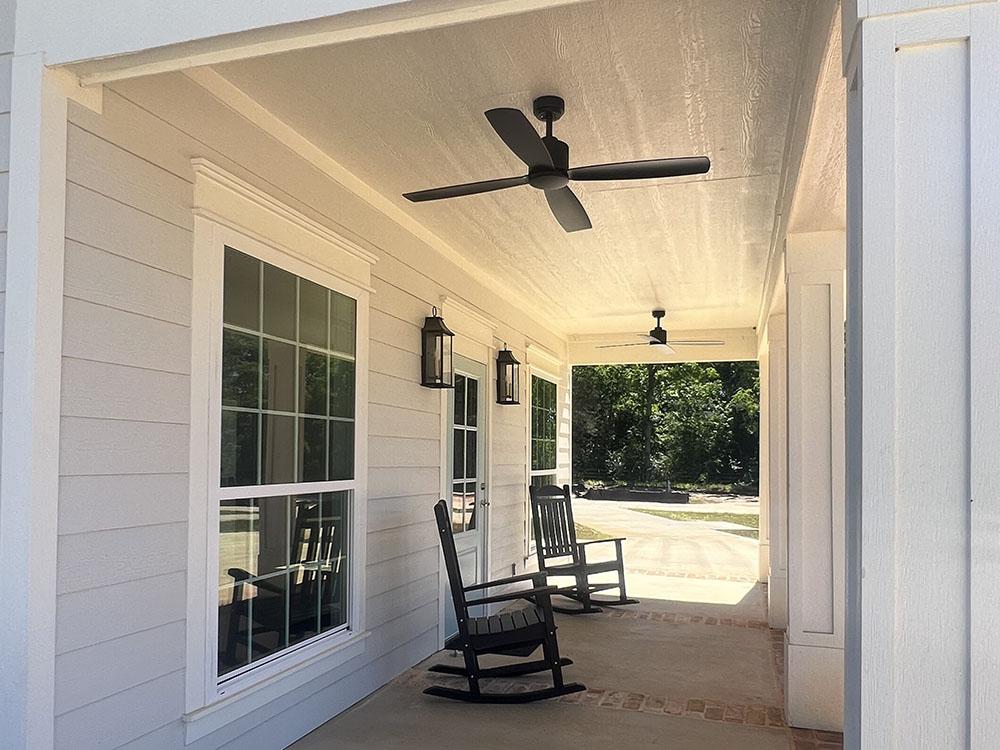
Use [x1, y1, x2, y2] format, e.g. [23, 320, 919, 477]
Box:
[570, 497, 760, 585]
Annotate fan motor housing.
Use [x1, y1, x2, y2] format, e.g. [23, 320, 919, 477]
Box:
[528, 136, 570, 190]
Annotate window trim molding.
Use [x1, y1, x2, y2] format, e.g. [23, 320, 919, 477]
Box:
[186, 162, 371, 738]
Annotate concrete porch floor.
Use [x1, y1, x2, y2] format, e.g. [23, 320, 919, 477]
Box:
[292, 574, 843, 749]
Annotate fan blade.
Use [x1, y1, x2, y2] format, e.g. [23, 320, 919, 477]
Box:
[569, 156, 710, 182]
[594, 343, 649, 349]
[669, 340, 725, 346]
[636, 333, 658, 342]
[403, 175, 528, 203]
[655, 343, 677, 355]
[485, 108, 553, 168]
[545, 187, 592, 232]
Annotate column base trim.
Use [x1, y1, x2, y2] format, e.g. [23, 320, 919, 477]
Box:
[767, 571, 787, 628]
[786, 641, 844, 732]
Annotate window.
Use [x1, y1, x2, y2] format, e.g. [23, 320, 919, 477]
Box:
[217, 247, 356, 681]
[529, 375, 558, 550]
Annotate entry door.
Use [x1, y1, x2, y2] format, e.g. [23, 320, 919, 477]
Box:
[444, 355, 488, 639]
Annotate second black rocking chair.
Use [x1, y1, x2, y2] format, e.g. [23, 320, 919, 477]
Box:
[426, 499, 585, 703]
[530, 484, 639, 614]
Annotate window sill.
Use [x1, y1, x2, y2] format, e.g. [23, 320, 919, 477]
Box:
[183, 630, 369, 744]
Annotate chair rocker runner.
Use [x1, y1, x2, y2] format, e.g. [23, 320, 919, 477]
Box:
[529, 484, 639, 614]
[426, 499, 585, 703]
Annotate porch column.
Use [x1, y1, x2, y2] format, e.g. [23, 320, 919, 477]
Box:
[785, 231, 845, 731]
[0, 53, 70, 749]
[756, 344, 769, 583]
[844, 2, 1000, 746]
[764, 315, 787, 629]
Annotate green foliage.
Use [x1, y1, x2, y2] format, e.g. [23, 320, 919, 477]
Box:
[572, 361, 759, 487]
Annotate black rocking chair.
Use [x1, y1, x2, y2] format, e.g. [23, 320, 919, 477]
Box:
[529, 484, 639, 614]
[425, 499, 585, 703]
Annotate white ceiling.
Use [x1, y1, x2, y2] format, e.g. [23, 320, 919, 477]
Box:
[216, 0, 812, 335]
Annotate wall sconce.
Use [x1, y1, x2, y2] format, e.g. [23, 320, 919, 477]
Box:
[420, 306, 455, 388]
[496, 344, 520, 405]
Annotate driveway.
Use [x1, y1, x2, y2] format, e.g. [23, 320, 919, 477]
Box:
[570, 496, 760, 585]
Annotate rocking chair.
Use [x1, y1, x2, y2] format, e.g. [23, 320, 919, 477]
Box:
[425, 499, 585, 703]
[529, 484, 639, 614]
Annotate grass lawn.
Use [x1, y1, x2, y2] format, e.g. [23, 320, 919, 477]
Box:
[632, 508, 760, 540]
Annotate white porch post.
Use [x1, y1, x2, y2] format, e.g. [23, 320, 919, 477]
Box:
[0, 54, 69, 749]
[765, 314, 787, 629]
[785, 231, 845, 732]
[756, 343, 769, 583]
[844, 2, 1000, 747]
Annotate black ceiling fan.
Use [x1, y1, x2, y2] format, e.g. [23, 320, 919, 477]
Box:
[595, 309, 725, 355]
[403, 95, 711, 233]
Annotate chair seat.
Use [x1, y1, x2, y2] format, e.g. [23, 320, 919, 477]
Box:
[445, 605, 549, 652]
[545, 559, 621, 575]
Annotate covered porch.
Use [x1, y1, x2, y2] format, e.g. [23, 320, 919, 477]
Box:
[2, 0, 995, 748]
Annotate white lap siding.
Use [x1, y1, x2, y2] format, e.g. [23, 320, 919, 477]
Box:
[55, 74, 566, 749]
[0, 39, 12, 498]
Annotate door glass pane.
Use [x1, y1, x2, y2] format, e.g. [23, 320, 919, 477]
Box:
[465, 481, 477, 531]
[221, 411, 258, 487]
[262, 264, 297, 339]
[466, 377, 478, 426]
[261, 414, 296, 484]
[298, 280, 328, 348]
[465, 430, 477, 480]
[453, 429, 465, 480]
[451, 482, 464, 532]
[454, 375, 466, 426]
[223, 247, 260, 330]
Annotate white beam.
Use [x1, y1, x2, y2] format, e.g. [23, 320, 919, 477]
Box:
[764, 314, 788, 630]
[0, 54, 68, 749]
[845, 3, 1000, 746]
[785, 230, 845, 732]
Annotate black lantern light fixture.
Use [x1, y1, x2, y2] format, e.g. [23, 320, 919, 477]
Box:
[420, 306, 455, 388]
[495, 344, 520, 405]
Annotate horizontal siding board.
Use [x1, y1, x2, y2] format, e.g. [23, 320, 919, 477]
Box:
[369, 339, 420, 379]
[64, 240, 192, 325]
[368, 465, 439, 501]
[370, 308, 421, 355]
[62, 297, 190, 375]
[56, 571, 186, 654]
[60, 417, 189, 476]
[0, 54, 10, 112]
[54, 669, 186, 750]
[369, 435, 438, 469]
[367, 520, 437, 566]
[369, 371, 439, 414]
[55, 620, 186, 715]
[56, 522, 187, 595]
[368, 403, 439, 440]
[61, 358, 189, 424]
[366, 572, 438, 630]
[366, 546, 439, 598]
[67, 124, 193, 230]
[65, 182, 193, 278]
[59, 473, 189, 536]
[0, 111, 8, 170]
[367, 494, 439, 533]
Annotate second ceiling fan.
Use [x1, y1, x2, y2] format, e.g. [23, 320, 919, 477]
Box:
[596, 309, 725, 355]
[403, 95, 711, 232]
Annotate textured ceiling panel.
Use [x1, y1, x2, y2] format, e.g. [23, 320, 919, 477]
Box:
[217, 0, 808, 334]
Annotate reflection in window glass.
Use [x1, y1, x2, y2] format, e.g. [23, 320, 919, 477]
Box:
[451, 374, 480, 533]
[218, 492, 350, 677]
[529, 376, 559, 548]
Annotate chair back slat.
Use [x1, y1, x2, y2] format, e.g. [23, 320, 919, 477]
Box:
[529, 484, 580, 567]
[433, 500, 469, 633]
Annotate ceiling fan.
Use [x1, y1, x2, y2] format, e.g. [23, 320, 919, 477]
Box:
[595, 309, 725, 355]
[403, 95, 711, 233]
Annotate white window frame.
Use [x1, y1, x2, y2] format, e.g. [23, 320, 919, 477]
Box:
[526, 368, 560, 556]
[184, 161, 373, 742]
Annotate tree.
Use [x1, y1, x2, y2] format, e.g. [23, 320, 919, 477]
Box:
[572, 361, 759, 488]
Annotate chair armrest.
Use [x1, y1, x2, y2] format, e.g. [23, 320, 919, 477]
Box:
[227, 568, 284, 595]
[577, 537, 626, 547]
[466, 585, 558, 607]
[463, 571, 546, 592]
